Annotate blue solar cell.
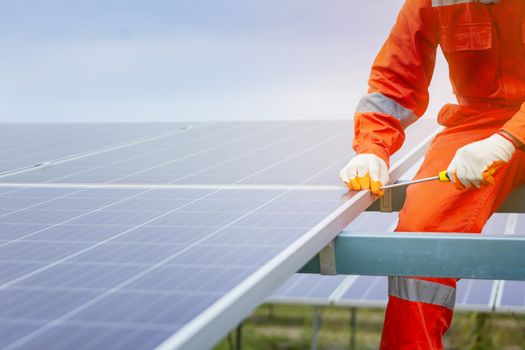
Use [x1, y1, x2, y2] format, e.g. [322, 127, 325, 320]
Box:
[0, 242, 92, 263]
[0, 185, 354, 349]
[270, 274, 346, 301]
[0, 123, 193, 173]
[0, 224, 49, 240]
[1, 120, 437, 186]
[15, 264, 148, 289]
[339, 276, 388, 305]
[455, 280, 495, 311]
[166, 245, 282, 267]
[497, 281, 525, 311]
[0, 288, 100, 320]
[0, 323, 43, 349]
[23, 225, 134, 243]
[0, 262, 46, 284]
[112, 225, 218, 244]
[16, 325, 174, 350]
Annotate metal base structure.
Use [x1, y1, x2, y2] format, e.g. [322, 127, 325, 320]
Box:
[301, 232, 525, 280]
[307, 182, 525, 280]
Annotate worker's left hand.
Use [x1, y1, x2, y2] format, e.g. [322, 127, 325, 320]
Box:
[339, 153, 389, 197]
[447, 133, 516, 189]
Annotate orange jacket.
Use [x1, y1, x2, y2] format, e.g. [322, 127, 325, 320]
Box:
[354, 0, 525, 164]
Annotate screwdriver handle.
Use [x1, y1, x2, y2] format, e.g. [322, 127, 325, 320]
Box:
[438, 170, 451, 183]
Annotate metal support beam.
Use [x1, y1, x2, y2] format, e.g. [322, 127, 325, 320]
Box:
[367, 185, 525, 213]
[300, 232, 525, 280]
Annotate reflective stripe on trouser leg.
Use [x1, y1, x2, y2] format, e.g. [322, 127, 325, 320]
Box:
[380, 277, 456, 350]
[388, 276, 456, 310]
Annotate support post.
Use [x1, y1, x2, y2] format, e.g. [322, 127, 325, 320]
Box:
[349, 308, 357, 350]
[236, 323, 243, 350]
[311, 307, 322, 350]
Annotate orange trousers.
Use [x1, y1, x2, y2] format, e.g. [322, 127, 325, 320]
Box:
[380, 107, 525, 350]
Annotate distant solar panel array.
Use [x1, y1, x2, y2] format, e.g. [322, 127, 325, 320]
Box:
[0, 121, 521, 350]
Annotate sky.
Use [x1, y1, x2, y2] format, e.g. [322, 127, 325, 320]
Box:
[0, 1, 454, 123]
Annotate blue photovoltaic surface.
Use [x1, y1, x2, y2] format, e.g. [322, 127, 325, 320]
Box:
[268, 274, 348, 305]
[497, 281, 525, 313]
[0, 185, 352, 349]
[1, 120, 438, 186]
[333, 276, 497, 312]
[0, 120, 453, 349]
[0, 124, 192, 174]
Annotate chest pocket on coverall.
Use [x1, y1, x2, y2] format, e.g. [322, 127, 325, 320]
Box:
[440, 23, 493, 52]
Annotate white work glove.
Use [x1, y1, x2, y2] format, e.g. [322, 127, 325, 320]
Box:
[447, 133, 516, 189]
[339, 154, 389, 197]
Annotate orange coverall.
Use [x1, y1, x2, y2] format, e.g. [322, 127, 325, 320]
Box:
[353, 0, 525, 348]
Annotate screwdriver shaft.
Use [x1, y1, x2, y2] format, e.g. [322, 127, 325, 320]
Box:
[381, 175, 440, 190]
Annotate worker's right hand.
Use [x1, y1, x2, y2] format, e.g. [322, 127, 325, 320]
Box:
[339, 154, 389, 197]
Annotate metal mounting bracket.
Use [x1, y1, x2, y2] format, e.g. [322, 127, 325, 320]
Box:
[380, 189, 393, 212]
[319, 240, 337, 275]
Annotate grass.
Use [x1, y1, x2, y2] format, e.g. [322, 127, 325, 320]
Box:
[214, 304, 525, 350]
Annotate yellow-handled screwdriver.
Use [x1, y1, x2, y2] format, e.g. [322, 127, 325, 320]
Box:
[381, 170, 451, 190]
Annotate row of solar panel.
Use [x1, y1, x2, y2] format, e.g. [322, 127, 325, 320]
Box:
[1, 121, 437, 187]
[0, 122, 521, 350]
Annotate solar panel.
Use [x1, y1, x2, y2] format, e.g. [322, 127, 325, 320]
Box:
[268, 274, 348, 305]
[1, 120, 438, 186]
[0, 124, 193, 175]
[0, 186, 350, 349]
[0, 120, 446, 349]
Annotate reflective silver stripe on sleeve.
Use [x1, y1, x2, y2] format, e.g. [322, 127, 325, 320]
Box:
[388, 276, 456, 310]
[355, 92, 417, 128]
[432, 0, 498, 6]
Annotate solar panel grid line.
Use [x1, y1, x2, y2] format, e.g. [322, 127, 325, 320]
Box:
[0, 183, 344, 191]
[0, 162, 51, 178]
[106, 123, 304, 185]
[495, 280, 507, 311]
[225, 127, 351, 186]
[149, 123, 325, 185]
[42, 124, 206, 167]
[2, 120, 440, 187]
[156, 134, 439, 349]
[3, 122, 247, 185]
[328, 276, 359, 302]
[9, 122, 317, 186]
[504, 213, 518, 235]
[12, 123, 351, 190]
[268, 275, 351, 306]
[0, 124, 202, 177]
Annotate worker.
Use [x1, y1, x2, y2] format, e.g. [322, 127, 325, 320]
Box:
[339, 0, 525, 348]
